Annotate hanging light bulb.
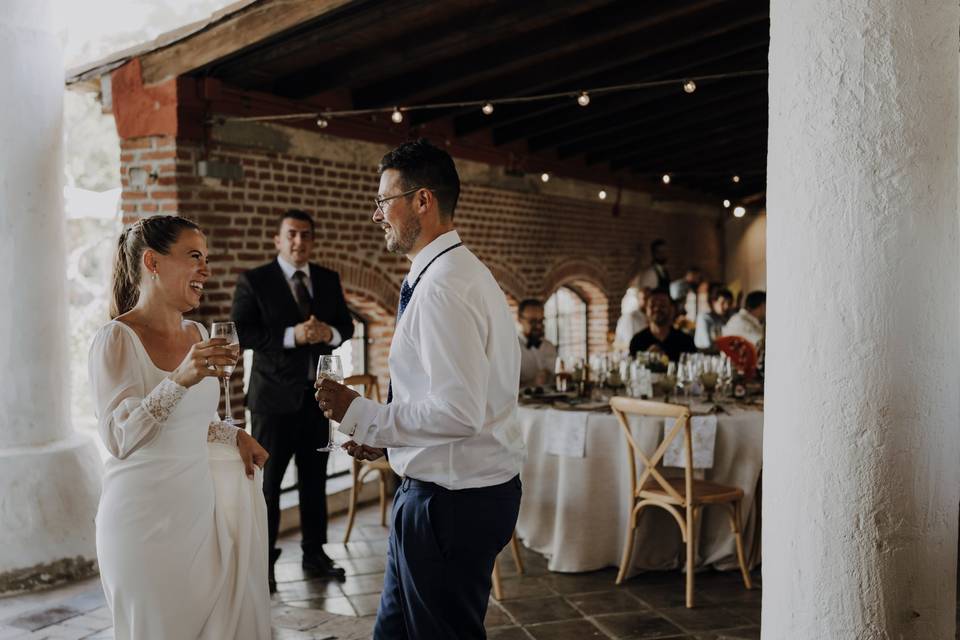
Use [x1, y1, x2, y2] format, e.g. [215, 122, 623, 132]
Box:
[682, 79, 697, 94]
[481, 102, 494, 115]
[316, 117, 329, 129]
[732, 174, 741, 183]
[390, 108, 403, 124]
[723, 199, 731, 208]
[577, 91, 590, 107]
[598, 190, 607, 200]
[661, 174, 671, 185]
[733, 206, 746, 218]
[541, 172, 550, 183]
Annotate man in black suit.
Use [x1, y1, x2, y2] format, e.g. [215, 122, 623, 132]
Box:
[231, 209, 354, 591]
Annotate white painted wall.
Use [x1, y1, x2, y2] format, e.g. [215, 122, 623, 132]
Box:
[724, 211, 766, 297]
[0, 0, 101, 586]
[764, 1, 960, 637]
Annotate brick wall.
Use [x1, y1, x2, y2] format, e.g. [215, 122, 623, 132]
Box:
[119, 130, 723, 419]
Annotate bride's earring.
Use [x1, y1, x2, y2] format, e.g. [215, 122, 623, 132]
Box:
[152, 270, 158, 281]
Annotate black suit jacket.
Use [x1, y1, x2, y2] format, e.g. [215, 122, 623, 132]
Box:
[231, 260, 354, 415]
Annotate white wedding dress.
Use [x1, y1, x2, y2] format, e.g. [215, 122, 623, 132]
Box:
[89, 320, 271, 639]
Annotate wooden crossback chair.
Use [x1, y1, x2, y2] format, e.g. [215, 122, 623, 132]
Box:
[609, 396, 752, 608]
[342, 374, 392, 543]
[491, 531, 525, 601]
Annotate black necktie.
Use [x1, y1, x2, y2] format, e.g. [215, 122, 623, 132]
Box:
[526, 337, 542, 350]
[292, 270, 311, 319]
[387, 280, 414, 403]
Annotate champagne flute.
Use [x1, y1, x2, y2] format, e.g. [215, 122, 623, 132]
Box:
[210, 321, 242, 426]
[316, 355, 343, 452]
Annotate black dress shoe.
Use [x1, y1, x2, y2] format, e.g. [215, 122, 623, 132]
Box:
[268, 548, 281, 594]
[302, 553, 346, 579]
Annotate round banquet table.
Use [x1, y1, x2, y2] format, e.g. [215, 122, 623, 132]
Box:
[515, 400, 763, 576]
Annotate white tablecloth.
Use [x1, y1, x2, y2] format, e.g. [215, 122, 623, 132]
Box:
[516, 404, 763, 575]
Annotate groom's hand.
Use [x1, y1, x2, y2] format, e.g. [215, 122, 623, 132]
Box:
[315, 378, 360, 422]
[343, 441, 385, 461]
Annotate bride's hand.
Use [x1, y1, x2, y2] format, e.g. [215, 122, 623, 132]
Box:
[237, 431, 269, 479]
[170, 338, 235, 388]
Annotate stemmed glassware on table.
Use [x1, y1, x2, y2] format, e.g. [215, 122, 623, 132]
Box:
[677, 353, 694, 405]
[718, 354, 733, 398]
[210, 321, 243, 426]
[316, 355, 343, 452]
[660, 361, 677, 403]
[699, 356, 721, 404]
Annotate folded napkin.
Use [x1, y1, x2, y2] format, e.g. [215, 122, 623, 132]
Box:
[544, 408, 589, 458]
[663, 415, 717, 469]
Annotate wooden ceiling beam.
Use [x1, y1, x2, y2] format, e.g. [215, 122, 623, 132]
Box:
[624, 141, 768, 174]
[271, 0, 616, 100]
[549, 86, 762, 159]
[584, 102, 767, 165]
[139, 0, 364, 84]
[452, 29, 769, 139]
[353, 0, 746, 108]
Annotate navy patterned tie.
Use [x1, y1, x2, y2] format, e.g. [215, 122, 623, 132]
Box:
[387, 279, 413, 403]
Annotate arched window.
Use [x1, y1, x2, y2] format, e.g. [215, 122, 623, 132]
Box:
[544, 286, 588, 364]
[333, 311, 367, 378]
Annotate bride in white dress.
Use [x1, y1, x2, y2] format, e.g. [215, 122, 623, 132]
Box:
[89, 215, 272, 639]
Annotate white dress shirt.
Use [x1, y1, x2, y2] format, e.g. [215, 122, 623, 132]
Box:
[518, 334, 557, 388]
[721, 308, 764, 346]
[338, 230, 524, 489]
[275, 255, 342, 349]
[614, 310, 648, 348]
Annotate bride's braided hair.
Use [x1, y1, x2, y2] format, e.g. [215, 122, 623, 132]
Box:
[110, 215, 200, 318]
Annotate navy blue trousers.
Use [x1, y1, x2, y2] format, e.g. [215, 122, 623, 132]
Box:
[374, 475, 522, 640]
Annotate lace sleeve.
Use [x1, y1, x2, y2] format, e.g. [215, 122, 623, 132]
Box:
[142, 378, 187, 423]
[207, 420, 240, 446]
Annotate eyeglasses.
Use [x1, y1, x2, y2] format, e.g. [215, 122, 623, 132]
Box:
[374, 186, 426, 213]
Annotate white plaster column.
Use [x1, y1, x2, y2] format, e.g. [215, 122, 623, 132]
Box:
[0, 0, 101, 591]
[764, 1, 960, 637]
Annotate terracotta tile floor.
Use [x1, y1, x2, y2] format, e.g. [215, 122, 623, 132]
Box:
[0, 500, 763, 639]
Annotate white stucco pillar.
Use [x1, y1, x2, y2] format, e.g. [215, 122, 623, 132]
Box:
[764, 1, 960, 637]
[0, 0, 101, 592]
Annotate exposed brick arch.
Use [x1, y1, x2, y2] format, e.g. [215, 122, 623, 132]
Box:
[313, 258, 399, 313]
[483, 259, 526, 303]
[544, 260, 613, 355]
[542, 258, 609, 299]
[341, 286, 394, 399]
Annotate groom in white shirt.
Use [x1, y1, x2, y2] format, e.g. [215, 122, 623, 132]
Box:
[315, 139, 523, 639]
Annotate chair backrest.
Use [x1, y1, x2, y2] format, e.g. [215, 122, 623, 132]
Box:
[344, 374, 382, 403]
[609, 396, 693, 506]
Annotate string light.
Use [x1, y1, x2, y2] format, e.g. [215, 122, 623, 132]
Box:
[215, 69, 767, 128]
[316, 117, 329, 128]
[723, 199, 731, 208]
[481, 102, 494, 115]
[732, 175, 741, 183]
[541, 172, 551, 183]
[598, 190, 607, 200]
[733, 206, 746, 218]
[661, 174, 671, 185]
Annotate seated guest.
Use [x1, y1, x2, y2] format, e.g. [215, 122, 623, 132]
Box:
[695, 287, 734, 349]
[517, 299, 557, 389]
[722, 290, 766, 346]
[614, 286, 649, 350]
[629, 288, 697, 361]
[673, 297, 695, 334]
